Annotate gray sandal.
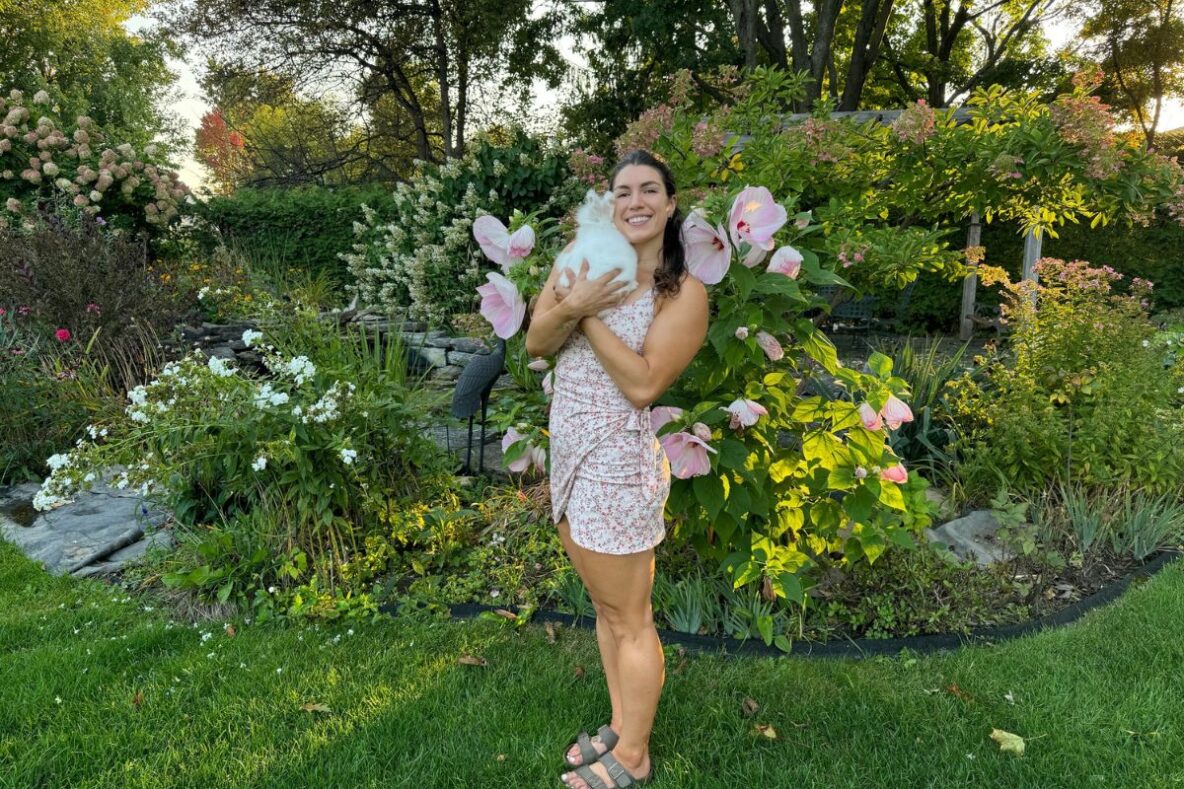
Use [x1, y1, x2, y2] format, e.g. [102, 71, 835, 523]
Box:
[564, 751, 652, 788]
[565, 724, 618, 767]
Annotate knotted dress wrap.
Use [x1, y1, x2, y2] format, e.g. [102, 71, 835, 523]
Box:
[549, 287, 672, 555]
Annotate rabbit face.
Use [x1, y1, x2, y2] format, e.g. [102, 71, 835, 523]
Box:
[610, 164, 675, 247]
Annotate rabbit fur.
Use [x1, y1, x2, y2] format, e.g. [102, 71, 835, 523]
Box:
[554, 189, 638, 299]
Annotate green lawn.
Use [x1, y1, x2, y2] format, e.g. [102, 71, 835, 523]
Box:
[2, 540, 1182, 788]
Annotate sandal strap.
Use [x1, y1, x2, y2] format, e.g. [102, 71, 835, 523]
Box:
[572, 731, 599, 764]
[573, 764, 612, 789]
[598, 752, 643, 787]
[596, 725, 619, 750]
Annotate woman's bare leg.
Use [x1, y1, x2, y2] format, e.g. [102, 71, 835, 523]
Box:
[558, 517, 624, 764]
[561, 542, 661, 787]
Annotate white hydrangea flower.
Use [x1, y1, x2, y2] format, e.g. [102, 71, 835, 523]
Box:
[241, 329, 262, 347]
[285, 356, 316, 385]
[340, 448, 357, 465]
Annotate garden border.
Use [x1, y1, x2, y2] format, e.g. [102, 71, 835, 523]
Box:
[383, 549, 1182, 660]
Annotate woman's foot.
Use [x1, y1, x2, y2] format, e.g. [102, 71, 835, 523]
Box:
[561, 749, 651, 788]
[565, 724, 618, 767]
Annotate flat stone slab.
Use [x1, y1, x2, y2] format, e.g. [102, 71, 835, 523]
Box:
[0, 476, 173, 577]
[925, 509, 1012, 566]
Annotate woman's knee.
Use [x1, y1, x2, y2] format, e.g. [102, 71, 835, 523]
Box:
[596, 599, 655, 641]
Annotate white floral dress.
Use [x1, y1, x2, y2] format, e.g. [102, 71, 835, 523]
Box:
[549, 288, 671, 554]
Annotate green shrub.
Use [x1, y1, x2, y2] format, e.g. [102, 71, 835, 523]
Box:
[344, 127, 584, 327]
[32, 305, 455, 615]
[189, 185, 396, 291]
[948, 258, 1184, 499]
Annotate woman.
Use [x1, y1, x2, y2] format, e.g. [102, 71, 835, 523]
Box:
[525, 150, 709, 788]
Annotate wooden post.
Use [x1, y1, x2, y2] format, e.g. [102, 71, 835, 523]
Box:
[958, 212, 982, 341]
[1021, 228, 1042, 282]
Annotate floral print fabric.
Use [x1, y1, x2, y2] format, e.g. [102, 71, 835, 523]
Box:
[549, 288, 671, 554]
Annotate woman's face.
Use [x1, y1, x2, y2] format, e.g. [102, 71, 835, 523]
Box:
[611, 164, 675, 249]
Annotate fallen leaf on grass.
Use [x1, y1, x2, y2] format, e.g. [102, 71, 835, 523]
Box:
[742, 697, 760, 717]
[754, 723, 778, 740]
[458, 655, 488, 667]
[947, 683, 975, 703]
[493, 609, 517, 621]
[131, 691, 144, 709]
[224, 624, 236, 638]
[989, 728, 1025, 756]
[1004, 691, 1016, 705]
[545, 622, 557, 644]
[300, 702, 331, 713]
[495, 754, 506, 762]
[573, 665, 586, 679]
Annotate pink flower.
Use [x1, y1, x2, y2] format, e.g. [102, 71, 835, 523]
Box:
[881, 395, 914, 430]
[472, 215, 535, 270]
[650, 405, 685, 433]
[681, 210, 732, 285]
[794, 212, 811, 229]
[85, 302, 101, 315]
[725, 398, 768, 429]
[880, 463, 908, 484]
[859, 402, 883, 431]
[54, 328, 71, 342]
[734, 326, 749, 340]
[527, 358, 550, 372]
[529, 445, 547, 474]
[661, 431, 717, 479]
[728, 186, 787, 267]
[0, 308, 5, 316]
[692, 422, 712, 442]
[854, 466, 868, 480]
[501, 427, 534, 473]
[767, 246, 803, 279]
[542, 371, 554, 397]
[755, 331, 784, 361]
[477, 272, 526, 339]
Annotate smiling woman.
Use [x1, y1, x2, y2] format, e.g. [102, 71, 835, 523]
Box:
[526, 149, 709, 789]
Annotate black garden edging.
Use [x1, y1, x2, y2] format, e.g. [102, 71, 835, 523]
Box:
[380, 549, 1181, 660]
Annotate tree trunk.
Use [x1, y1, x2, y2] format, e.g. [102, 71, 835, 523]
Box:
[839, 0, 896, 110]
[429, 0, 454, 158]
[729, 0, 760, 68]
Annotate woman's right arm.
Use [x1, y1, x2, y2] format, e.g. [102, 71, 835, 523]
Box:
[525, 262, 581, 357]
[525, 257, 627, 357]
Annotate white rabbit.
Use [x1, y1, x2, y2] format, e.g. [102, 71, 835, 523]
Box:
[554, 189, 638, 304]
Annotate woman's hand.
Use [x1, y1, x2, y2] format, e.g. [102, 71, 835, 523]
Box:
[553, 260, 630, 318]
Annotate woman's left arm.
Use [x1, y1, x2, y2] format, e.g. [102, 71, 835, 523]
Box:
[579, 277, 709, 409]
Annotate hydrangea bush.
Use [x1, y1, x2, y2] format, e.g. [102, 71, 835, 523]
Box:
[343, 127, 585, 327]
[0, 88, 189, 236]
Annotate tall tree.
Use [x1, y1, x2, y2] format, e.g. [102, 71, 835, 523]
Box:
[0, 0, 182, 148]
[172, 0, 569, 163]
[1079, 0, 1184, 147]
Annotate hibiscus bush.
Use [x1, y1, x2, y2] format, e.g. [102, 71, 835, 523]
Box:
[947, 258, 1184, 499]
[32, 311, 457, 617]
[467, 185, 930, 648]
[343, 127, 585, 327]
[0, 88, 189, 238]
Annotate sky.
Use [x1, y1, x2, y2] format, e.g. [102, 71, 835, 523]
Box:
[133, 14, 1184, 193]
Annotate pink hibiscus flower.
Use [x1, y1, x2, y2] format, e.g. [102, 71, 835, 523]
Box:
[880, 463, 908, 483]
[681, 209, 732, 285]
[881, 394, 914, 430]
[728, 186, 787, 267]
[661, 431, 717, 479]
[755, 331, 784, 361]
[477, 272, 526, 339]
[767, 246, 803, 279]
[725, 398, 768, 429]
[472, 215, 536, 271]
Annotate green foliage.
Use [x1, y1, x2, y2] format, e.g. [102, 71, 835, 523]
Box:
[190, 185, 397, 291]
[32, 306, 456, 613]
[948, 258, 1184, 499]
[345, 127, 584, 326]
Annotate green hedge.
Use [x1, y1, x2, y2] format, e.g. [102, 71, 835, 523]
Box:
[898, 217, 1184, 332]
[190, 186, 397, 285]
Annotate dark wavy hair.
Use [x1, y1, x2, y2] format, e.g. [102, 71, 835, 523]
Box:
[609, 150, 686, 300]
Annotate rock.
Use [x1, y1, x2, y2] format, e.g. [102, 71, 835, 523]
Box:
[204, 345, 237, 361]
[424, 336, 455, 349]
[925, 510, 1012, 566]
[450, 337, 489, 354]
[433, 365, 463, 382]
[447, 350, 480, 367]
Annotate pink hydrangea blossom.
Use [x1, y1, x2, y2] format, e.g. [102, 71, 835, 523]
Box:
[681, 210, 732, 285]
[477, 272, 526, 339]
